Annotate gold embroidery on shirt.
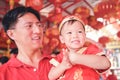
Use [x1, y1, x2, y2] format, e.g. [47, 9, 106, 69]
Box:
[57, 74, 65, 80]
[77, 47, 87, 54]
[73, 68, 83, 80]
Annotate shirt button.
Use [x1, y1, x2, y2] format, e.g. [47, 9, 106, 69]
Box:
[33, 68, 37, 72]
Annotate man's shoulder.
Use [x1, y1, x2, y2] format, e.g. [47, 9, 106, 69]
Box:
[0, 62, 9, 73]
[0, 57, 16, 72]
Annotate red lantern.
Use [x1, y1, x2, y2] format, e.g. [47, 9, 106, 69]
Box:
[73, 6, 90, 18]
[92, 22, 103, 30]
[111, 0, 119, 4]
[48, 7, 63, 24]
[0, 28, 9, 40]
[117, 31, 120, 38]
[87, 16, 103, 30]
[0, 28, 16, 49]
[6, 0, 20, 3]
[48, 13, 63, 24]
[49, 0, 66, 4]
[55, 7, 62, 14]
[98, 36, 110, 46]
[43, 36, 50, 46]
[6, 0, 20, 9]
[73, 14, 88, 25]
[49, 38, 59, 50]
[26, 0, 43, 11]
[94, 1, 116, 17]
[87, 16, 97, 26]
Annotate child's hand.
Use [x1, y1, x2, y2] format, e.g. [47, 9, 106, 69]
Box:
[61, 49, 72, 69]
[68, 48, 86, 65]
[68, 51, 78, 65]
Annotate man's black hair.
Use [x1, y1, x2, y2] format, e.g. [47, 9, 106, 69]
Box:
[0, 56, 9, 64]
[2, 6, 40, 32]
[10, 48, 18, 54]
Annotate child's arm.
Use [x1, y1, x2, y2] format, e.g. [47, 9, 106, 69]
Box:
[48, 49, 72, 80]
[69, 52, 111, 71]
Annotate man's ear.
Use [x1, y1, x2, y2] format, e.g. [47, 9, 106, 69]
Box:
[6, 30, 15, 40]
[59, 35, 65, 44]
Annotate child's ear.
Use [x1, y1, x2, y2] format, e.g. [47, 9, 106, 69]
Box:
[6, 30, 15, 40]
[59, 35, 65, 43]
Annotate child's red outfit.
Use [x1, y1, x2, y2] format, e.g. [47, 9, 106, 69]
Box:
[107, 74, 117, 80]
[51, 44, 103, 80]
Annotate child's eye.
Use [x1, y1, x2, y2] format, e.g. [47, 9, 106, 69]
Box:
[67, 32, 72, 34]
[78, 31, 82, 33]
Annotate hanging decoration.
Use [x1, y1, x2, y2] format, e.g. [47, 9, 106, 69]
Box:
[87, 16, 103, 30]
[9, 0, 15, 9]
[0, 28, 9, 40]
[114, 2, 120, 19]
[91, 22, 103, 30]
[48, 0, 65, 25]
[87, 16, 97, 27]
[73, 14, 88, 25]
[94, 1, 116, 18]
[6, 0, 19, 3]
[6, 0, 20, 9]
[45, 25, 59, 38]
[117, 31, 120, 38]
[25, 0, 43, 11]
[73, 6, 90, 25]
[48, 13, 63, 24]
[42, 25, 60, 54]
[98, 36, 110, 47]
[48, 7, 63, 24]
[49, 0, 66, 6]
[0, 28, 16, 49]
[43, 36, 50, 46]
[111, 0, 120, 4]
[73, 6, 90, 18]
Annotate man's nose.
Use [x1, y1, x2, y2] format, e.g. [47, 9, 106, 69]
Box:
[33, 25, 41, 33]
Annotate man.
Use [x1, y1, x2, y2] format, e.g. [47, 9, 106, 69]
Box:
[0, 6, 51, 80]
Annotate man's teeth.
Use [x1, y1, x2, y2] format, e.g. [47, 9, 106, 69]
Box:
[32, 37, 40, 40]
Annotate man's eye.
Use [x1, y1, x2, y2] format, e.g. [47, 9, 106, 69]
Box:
[25, 25, 32, 28]
[37, 23, 43, 28]
[38, 24, 42, 27]
[28, 25, 32, 28]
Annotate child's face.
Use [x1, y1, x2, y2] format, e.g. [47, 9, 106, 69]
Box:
[60, 21, 86, 51]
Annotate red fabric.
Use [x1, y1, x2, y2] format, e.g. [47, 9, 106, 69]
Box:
[0, 55, 52, 80]
[55, 44, 101, 80]
[107, 75, 117, 80]
[83, 44, 102, 55]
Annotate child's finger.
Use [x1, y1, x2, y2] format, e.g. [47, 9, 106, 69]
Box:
[62, 49, 69, 60]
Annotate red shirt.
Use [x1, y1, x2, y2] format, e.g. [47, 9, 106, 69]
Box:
[54, 44, 102, 80]
[0, 54, 52, 80]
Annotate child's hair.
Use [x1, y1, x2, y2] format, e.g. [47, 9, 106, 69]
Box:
[59, 15, 85, 34]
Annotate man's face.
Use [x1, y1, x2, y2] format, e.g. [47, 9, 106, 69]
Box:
[7, 13, 44, 50]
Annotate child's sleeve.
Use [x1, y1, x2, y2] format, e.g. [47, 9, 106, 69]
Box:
[49, 52, 63, 67]
[83, 44, 105, 56]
